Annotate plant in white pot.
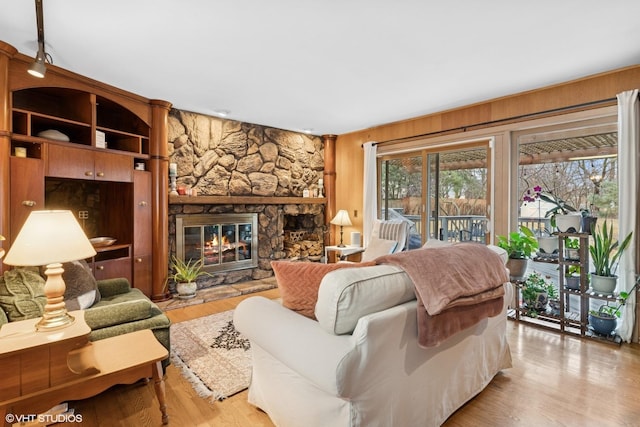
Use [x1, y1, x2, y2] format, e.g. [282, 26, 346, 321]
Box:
[170, 255, 212, 299]
[589, 220, 633, 295]
[538, 192, 581, 233]
[497, 226, 538, 282]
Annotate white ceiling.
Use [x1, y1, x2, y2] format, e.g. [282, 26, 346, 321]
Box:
[1, 1, 639, 136]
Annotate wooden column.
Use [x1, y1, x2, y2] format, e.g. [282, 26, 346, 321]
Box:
[0, 42, 17, 273]
[322, 134, 337, 246]
[149, 100, 172, 301]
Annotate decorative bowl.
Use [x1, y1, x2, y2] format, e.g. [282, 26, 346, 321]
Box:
[90, 237, 117, 248]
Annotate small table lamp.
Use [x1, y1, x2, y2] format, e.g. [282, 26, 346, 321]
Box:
[330, 210, 352, 248]
[4, 210, 97, 331]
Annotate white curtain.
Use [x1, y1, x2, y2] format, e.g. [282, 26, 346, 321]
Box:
[616, 89, 639, 342]
[363, 142, 378, 247]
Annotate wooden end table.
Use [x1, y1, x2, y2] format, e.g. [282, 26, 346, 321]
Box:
[0, 311, 169, 425]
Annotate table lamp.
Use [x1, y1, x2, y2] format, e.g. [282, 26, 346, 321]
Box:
[330, 210, 352, 247]
[4, 210, 97, 331]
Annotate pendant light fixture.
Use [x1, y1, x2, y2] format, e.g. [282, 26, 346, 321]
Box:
[28, 0, 50, 78]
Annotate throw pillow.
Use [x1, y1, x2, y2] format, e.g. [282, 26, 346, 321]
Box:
[62, 260, 101, 311]
[360, 237, 397, 262]
[315, 264, 416, 335]
[371, 219, 408, 251]
[272, 260, 375, 319]
[0, 268, 47, 322]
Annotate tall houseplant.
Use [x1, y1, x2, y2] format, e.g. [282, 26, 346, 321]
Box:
[589, 220, 633, 295]
[497, 226, 538, 281]
[170, 255, 212, 299]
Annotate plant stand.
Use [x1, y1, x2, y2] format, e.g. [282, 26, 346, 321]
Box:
[508, 232, 622, 346]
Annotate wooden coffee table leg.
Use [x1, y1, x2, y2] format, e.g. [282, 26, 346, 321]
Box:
[153, 361, 169, 424]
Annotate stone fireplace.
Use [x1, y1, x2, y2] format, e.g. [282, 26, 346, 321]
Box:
[167, 108, 327, 291]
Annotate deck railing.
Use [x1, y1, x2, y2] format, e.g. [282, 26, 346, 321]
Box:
[400, 214, 554, 244]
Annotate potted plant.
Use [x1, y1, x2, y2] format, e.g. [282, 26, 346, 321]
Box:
[588, 278, 639, 336]
[521, 272, 554, 315]
[563, 237, 580, 260]
[497, 226, 538, 281]
[536, 227, 558, 257]
[589, 220, 633, 295]
[538, 192, 581, 232]
[546, 280, 561, 316]
[564, 264, 581, 291]
[170, 255, 212, 299]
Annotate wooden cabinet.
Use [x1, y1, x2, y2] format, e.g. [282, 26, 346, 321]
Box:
[9, 156, 44, 239]
[133, 170, 152, 295]
[94, 254, 132, 283]
[5, 74, 146, 291]
[0, 40, 170, 299]
[47, 144, 133, 182]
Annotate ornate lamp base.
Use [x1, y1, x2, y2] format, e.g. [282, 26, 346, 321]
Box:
[37, 262, 75, 332]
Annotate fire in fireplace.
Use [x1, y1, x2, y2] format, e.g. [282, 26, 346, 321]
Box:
[176, 213, 258, 273]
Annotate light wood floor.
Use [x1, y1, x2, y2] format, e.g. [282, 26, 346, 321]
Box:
[58, 288, 640, 426]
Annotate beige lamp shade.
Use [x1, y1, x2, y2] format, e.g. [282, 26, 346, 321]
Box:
[330, 210, 352, 227]
[4, 210, 97, 331]
[4, 210, 96, 266]
[330, 209, 352, 247]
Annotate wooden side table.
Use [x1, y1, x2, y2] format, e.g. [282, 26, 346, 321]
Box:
[0, 312, 169, 425]
[324, 245, 364, 263]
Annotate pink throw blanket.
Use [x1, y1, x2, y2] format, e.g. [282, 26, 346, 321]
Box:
[376, 243, 509, 347]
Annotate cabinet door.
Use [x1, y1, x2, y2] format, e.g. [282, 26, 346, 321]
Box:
[47, 144, 94, 179]
[10, 157, 44, 241]
[94, 257, 132, 282]
[133, 254, 152, 296]
[132, 170, 152, 296]
[94, 151, 132, 183]
[133, 170, 152, 255]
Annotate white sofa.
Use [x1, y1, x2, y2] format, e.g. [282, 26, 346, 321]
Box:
[234, 245, 512, 427]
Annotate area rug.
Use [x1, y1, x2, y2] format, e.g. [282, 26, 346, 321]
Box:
[170, 309, 252, 401]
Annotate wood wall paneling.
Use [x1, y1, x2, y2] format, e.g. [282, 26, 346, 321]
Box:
[335, 65, 640, 243]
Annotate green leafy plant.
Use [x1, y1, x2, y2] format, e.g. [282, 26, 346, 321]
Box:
[589, 220, 633, 277]
[497, 226, 538, 259]
[564, 237, 579, 249]
[521, 272, 555, 316]
[565, 264, 580, 277]
[521, 272, 551, 302]
[170, 255, 212, 283]
[590, 277, 639, 318]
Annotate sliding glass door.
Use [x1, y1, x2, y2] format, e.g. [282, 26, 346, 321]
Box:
[380, 140, 492, 248]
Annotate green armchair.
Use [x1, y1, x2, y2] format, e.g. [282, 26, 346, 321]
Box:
[0, 271, 171, 368]
[85, 278, 171, 367]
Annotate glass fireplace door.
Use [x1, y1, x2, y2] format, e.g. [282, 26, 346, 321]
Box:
[177, 213, 258, 273]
